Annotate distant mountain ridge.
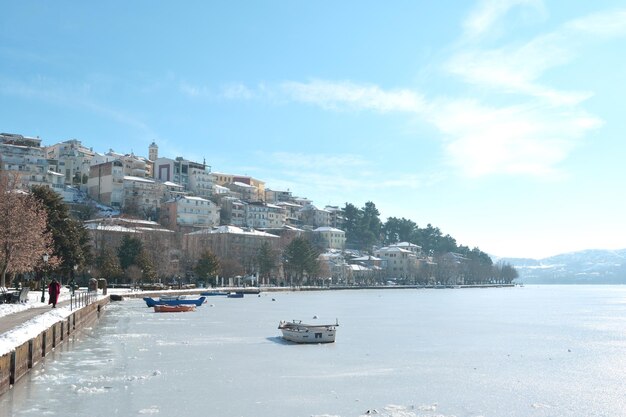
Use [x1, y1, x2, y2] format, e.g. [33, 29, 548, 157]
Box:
[495, 249, 626, 284]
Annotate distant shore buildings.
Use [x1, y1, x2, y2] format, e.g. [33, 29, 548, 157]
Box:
[1, 131, 481, 286]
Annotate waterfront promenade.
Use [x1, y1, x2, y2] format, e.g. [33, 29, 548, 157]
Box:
[0, 300, 73, 336]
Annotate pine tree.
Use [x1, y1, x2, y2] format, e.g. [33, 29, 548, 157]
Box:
[195, 250, 221, 281]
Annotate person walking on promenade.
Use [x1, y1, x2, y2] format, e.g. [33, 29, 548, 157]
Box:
[48, 279, 60, 308]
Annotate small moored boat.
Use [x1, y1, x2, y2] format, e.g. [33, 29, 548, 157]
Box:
[143, 296, 206, 307]
[227, 292, 244, 298]
[278, 319, 338, 343]
[201, 291, 229, 296]
[154, 304, 196, 313]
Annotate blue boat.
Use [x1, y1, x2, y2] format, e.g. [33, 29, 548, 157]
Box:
[143, 296, 206, 307]
[227, 292, 244, 298]
[200, 291, 229, 296]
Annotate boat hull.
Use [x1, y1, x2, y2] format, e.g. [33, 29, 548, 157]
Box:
[278, 320, 337, 343]
[227, 292, 244, 298]
[143, 296, 206, 307]
[154, 304, 196, 313]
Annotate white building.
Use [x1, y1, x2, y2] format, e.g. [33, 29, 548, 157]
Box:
[374, 243, 424, 280]
[154, 156, 212, 198]
[313, 227, 346, 250]
[161, 196, 219, 230]
[45, 139, 95, 187]
[123, 176, 162, 218]
[245, 202, 286, 229]
[299, 204, 331, 228]
[276, 201, 303, 226]
[88, 160, 125, 208]
[92, 150, 150, 178]
[0, 133, 65, 193]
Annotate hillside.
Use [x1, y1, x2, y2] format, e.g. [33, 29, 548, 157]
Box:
[496, 249, 626, 284]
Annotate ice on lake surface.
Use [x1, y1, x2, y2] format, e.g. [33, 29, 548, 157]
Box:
[2, 286, 626, 417]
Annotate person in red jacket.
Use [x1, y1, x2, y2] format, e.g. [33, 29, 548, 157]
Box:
[48, 279, 61, 308]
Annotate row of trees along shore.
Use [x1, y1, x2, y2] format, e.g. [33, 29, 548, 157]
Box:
[1, 172, 517, 289]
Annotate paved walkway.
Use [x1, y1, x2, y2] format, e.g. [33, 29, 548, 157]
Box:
[0, 299, 72, 336]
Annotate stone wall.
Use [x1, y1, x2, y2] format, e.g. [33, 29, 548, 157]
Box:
[0, 297, 110, 397]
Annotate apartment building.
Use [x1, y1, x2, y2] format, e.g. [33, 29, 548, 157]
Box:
[219, 197, 246, 226]
[265, 188, 292, 203]
[212, 172, 265, 202]
[299, 204, 331, 228]
[324, 205, 344, 229]
[92, 150, 151, 178]
[160, 196, 219, 231]
[122, 176, 162, 218]
[184, 226, 280, 278]
[226, 181, 258, 202]
[0, 133, 65, 193]
[45, 139, 95, 187]
[275, 201, 303, 226]
[313, 227, 346, 250]
[374, 242, 424, 280]
[88, 160, 125, 207]
[154, 156, 212, 198]
[245, 202, 286, 229]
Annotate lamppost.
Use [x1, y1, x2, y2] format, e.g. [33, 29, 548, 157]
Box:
[41, 254, 49, 303]
[69, 264, 77, 310]
[69, 265, 77, 296]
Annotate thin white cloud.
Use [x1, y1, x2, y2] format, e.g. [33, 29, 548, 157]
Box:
[221, 83, 254, 100]
[257, 152, 433, 201]
[450, 8, 626, 105]
[269, 151, 368, 170]
[463, 0, 546, 40]
[445, 39, 590, 106]
[425, 99, 602, 177]
[281, 80, 425, 113]
[566, 9, 626, 37]
[0, 76, 155, 136]
[179, 81, 211, 98]
[273, 6, 623, 179]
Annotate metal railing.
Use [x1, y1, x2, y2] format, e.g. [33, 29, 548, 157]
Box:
[70, 290, 97, 311]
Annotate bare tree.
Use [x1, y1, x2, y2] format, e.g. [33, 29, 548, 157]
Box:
[0, 174, 57, 287]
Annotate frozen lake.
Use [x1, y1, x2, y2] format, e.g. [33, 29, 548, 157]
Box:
[2, 286, 626, 417]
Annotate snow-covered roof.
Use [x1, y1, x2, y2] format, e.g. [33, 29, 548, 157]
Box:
[84, 223, 139, 233]
[282, 224, 304, 231]
[349, 264, 372, 271]
[187, 225, 278, 238]
[163, 181, 183, 188]
[231, 181, 255, 189]
[124, 175, 155, 184]
[181, 196, 210, 202]
[314, 227, 344, 233]
[376, 247, 413, 254]
[116, 218, 160, 226]
[275, 202, 302, 208]
[86, 218, 160, 227]
[352, 255, 382, 261]
[135, 226, 174, 233]
[392, 242, 422, 249]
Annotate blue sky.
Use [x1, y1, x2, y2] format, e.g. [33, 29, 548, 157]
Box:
[2, 1, 625, 259]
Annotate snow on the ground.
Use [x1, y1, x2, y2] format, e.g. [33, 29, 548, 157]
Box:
[0, 303, 76, 356]
[0, 286, 252, 357]
[1, 287, 76, 319]
[0, 288, 127, 357]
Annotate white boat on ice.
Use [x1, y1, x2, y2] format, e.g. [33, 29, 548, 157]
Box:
[278, 319, 338, 343]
